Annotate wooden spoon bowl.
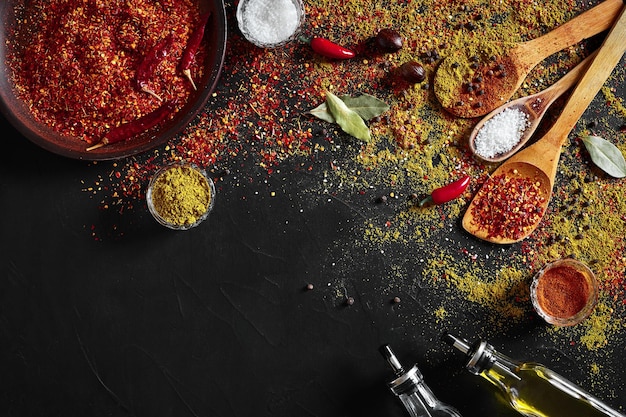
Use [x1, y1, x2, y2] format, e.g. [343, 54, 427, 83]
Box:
[434, 0, 622, 118]
[462, 162, 552, 244]
[463, 5, 626, 244]
[469, 52, 595, 163]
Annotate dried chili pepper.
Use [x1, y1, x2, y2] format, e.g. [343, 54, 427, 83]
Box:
[135, 33, 175, 101]
[419, 175, 470, 207]
[86, 101, 175, 151]
[180, 12, 211, 90]
[310, 37, 356, 60]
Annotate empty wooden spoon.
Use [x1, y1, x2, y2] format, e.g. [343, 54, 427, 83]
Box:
[434, 0, 622, 118]
[462, 5, 626, 244]
[469, 51, 596, 163]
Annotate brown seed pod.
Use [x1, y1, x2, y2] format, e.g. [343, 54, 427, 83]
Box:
[399, 61, 426, 83]
[374, 28, 403, 52]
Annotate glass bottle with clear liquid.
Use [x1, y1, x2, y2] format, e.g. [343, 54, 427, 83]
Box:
[442, 333, 626, 417]
[380, 345, 464, 417]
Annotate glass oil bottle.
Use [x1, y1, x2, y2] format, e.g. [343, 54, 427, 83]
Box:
[442, 333, 626, 417]
[380, 344, 463, 417]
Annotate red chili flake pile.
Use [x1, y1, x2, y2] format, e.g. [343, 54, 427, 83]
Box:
[469, 173, 546, 241]
[7, 0, 206, 144]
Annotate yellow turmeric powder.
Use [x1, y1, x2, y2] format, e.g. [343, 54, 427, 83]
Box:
[148, 164, 214, 229]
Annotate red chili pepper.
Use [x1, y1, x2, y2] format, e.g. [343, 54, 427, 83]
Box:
[310, 37, 355, 60]
[419, 175, 470, 207]
[86, 101, 175, 151]
[135, 33, 175, 101]
[180, 12, 211, 90]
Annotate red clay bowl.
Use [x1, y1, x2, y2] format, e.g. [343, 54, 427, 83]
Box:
[0, 0, 226, 160]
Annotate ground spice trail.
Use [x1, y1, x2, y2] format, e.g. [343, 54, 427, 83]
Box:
[81, 1, 626, 387]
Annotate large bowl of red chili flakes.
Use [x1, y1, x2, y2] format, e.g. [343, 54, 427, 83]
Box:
[0, 0, 226, 160]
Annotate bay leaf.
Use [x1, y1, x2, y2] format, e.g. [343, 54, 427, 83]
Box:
[325, 91, 371, 142]
[340, 93, 390, 121]
[309, 94, 389, 123]
[308, 102, 335, 123]
[581, 135, 626, 178]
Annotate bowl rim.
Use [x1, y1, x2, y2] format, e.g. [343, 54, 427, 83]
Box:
[0, 0, 227, 161]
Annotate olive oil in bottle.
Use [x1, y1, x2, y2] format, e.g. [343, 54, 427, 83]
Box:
[442, 333, 626, 417]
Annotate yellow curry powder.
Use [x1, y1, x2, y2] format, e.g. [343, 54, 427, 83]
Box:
[150, 165, 212, 226]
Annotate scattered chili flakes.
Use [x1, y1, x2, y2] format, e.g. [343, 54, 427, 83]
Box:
[7, 0, 205, 143]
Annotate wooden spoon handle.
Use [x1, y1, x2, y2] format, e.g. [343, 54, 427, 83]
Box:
[550, 6, 626, 145]
[539, 52, 595, 102]
[512, 5, 626, 181]
[521, 0, 623, 65]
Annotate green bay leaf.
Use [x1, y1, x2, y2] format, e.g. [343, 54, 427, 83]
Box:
[340, 93, 390, 120]
[325, 91, 371, 142]
[581, 135, 626, 178]
[308, 102, 335, 123]
[308, 93, 389, 123]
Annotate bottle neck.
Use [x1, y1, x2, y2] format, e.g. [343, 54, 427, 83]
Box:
[391, 366, 458, 417]
[390, 365, 437, 404]
[467, 341, 522, 390]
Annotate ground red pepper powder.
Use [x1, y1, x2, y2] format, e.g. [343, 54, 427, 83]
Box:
[535, 265, 591, 318]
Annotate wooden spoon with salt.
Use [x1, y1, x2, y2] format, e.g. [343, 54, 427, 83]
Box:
[468, 51, 596, 163]
[462, 5, 626, 244]
[434, 0, 622, 118]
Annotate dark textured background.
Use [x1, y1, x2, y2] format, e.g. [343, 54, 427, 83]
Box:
[2, 0, 625, 416]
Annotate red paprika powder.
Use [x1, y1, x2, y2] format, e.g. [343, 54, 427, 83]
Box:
[531, 259, 598, 326]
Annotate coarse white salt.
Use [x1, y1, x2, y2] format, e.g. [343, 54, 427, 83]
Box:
[237, 0, 304, 47]
[474, 107, 530, 159]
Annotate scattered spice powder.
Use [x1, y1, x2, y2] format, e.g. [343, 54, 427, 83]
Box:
[81, 0, 625, 384]
[434, 39, 515, 115]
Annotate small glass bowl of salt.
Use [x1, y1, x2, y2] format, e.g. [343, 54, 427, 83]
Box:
[237, 0, 305, 48]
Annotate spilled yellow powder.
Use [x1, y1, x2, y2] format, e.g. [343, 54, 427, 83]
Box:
[434, 306, 448, 323]
[602, 85, 626, 120]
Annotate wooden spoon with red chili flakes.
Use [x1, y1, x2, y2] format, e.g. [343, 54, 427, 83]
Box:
[462, 5, 626, 244]
[434, 0, 623, 119]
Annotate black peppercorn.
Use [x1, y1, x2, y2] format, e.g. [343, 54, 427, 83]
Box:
[399, 61, 426, 83]
[374, 28, 403, 53]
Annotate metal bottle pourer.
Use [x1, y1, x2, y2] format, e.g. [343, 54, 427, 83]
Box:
[380, 345, 464, 417]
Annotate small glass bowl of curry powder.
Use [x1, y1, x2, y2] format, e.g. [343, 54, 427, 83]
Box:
[530, 258, 598, 327]
[146, 162, 215, 230]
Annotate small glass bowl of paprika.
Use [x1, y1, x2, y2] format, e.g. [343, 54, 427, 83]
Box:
[236, 0, 305, 48]
[530, 258, 598, 327]
[146, 162, 216, 230]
